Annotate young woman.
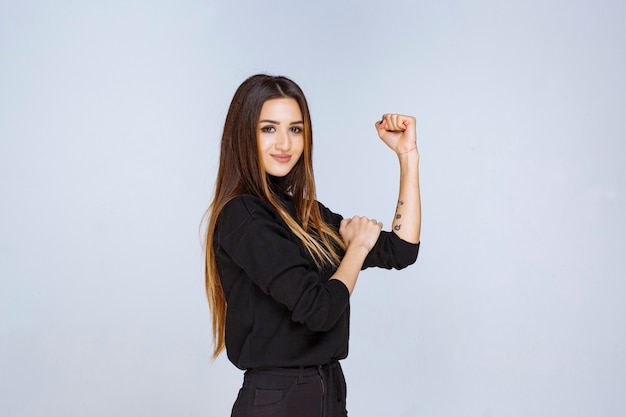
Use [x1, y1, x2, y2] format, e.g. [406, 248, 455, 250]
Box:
[204, 74, 421, 417]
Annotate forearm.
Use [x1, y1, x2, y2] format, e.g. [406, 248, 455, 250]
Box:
[330, 245, 370, 295]
[391, 148, 421, 243]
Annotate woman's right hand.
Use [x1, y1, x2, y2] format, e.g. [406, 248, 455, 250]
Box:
[332, 216, 383, 294]
[339, 216, 383, 253]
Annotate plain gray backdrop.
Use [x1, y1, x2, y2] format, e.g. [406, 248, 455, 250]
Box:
[1, 0, 625, 416]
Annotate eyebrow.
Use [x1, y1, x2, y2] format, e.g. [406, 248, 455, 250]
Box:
[259, 119, 304, 125]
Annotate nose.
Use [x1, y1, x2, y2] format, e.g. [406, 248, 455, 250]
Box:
[275, 129, 291, 151]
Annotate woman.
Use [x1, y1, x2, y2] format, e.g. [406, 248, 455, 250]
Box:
[204, 74, 421, 417]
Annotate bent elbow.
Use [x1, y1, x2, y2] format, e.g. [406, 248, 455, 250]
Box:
[293, 306, 341, 332]
[305, 318, 336, 333]
[395, 243, 420, 270]
[292, 280, 350, 332]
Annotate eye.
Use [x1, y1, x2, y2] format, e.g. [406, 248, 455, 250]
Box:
[260, 126, 276, 133]
[290, 126, 303, 133]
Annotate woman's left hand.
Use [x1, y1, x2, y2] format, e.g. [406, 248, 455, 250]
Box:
[375, 114, 418, 156]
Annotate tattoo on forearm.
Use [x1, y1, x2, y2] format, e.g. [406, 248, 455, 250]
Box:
[393, 201, 404, 231]
[394, 201, 404, 231]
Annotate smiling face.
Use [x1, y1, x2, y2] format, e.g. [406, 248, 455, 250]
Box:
[257, 98, 305, 177]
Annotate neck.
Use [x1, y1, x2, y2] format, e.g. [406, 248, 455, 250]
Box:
[267, 174, 288, 195]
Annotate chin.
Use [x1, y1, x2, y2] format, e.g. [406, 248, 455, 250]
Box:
[267, 171, 289, 177]
[266, 167, 293, 177]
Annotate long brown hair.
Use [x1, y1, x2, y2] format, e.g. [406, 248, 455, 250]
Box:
[203, 74, 345, 358]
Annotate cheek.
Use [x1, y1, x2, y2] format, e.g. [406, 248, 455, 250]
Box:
[295, 138, 305, 157]
[256, 137, 268, 166]
[257, 134, 269, 150]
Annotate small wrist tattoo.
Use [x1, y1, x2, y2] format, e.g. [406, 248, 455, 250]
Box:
[395, 214, 402, 219]
[394, 224, 402, 231]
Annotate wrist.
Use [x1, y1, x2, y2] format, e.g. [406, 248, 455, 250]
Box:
[344, 244, 370, 259]
[396, 146, 417, 156]
[397, 147, 420, 163]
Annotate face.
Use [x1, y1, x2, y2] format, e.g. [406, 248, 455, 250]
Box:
[257, 98, 305, 177]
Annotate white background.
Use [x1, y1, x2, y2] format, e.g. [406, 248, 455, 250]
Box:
[1, 1, 625, 416]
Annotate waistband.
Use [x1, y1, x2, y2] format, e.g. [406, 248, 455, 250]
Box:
[246, 360, 344, 401]
[247, 360, 340, 377]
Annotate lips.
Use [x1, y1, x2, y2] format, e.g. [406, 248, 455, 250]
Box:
[271, 154, 292, 163]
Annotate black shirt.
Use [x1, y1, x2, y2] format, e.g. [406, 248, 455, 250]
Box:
[214, 191, 420, 370]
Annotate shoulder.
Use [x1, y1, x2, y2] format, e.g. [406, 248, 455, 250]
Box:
[214, 195, 287, 247]
[222, 194, 271, 215]
[218, 195, 282, 226]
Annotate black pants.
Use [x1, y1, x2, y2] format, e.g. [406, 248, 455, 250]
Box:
[231, 361, 347, 417]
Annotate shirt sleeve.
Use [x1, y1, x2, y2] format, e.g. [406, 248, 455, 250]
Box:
[317, 201, 420, 270]
[215, 196, 350, 333]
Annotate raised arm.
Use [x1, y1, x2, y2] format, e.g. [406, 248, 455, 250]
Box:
[375, 114, 421, 244]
